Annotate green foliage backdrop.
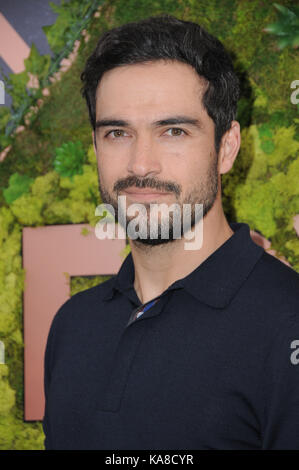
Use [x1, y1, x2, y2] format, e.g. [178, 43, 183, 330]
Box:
[0, 0, 298, 449]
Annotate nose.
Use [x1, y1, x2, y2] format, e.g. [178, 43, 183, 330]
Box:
[127, 133, 161, 177]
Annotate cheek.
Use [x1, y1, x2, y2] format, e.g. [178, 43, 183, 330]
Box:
[186, 145, 215, 176]
[97, 151, 126, 188]
[163, 146, 204, 184]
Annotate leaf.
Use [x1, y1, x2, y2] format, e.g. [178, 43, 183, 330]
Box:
[2, 173, 34, 205]
[277, 37, 293, 49]
[53, 140, 85, 178]
[264, 23, 288, 35]
[0, 106, 11, 130]
[291, 35, 299, 47]
[24, 44, 51, 82]
[44, 0, 92, 54]
[264, 3, 299, 49]
[5, 71, 28, 109]
[42, 25, 52, 36]
[273, 3, 297, 21]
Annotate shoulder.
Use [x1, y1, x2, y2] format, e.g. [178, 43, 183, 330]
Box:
[246, 250, 299, 300]
[256, 249, 299, 279]
[252, 250, 299, 301]
[237, 250, 299, 337]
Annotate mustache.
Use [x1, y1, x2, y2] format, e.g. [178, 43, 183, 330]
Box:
[113, 176, 181, 197]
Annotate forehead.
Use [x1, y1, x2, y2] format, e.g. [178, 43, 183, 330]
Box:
[95, 60, 209, 121]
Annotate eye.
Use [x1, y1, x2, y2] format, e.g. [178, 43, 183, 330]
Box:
[164, 128, 187, 137]
[105, 129, 129, 138]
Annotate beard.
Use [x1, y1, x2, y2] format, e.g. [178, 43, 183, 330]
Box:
[98, 150, 218, 246]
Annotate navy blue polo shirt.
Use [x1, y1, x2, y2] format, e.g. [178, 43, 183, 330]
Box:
[42, 222, 299, 450]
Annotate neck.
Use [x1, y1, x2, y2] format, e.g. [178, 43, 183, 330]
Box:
[130, 201, 233, 304]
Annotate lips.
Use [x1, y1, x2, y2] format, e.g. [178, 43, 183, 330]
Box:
[121, 187, 171, 201]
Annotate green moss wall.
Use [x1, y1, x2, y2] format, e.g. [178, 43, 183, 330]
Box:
[0, 0, 298, 449]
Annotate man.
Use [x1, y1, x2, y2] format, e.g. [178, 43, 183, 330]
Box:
[42, 15, 299, 450]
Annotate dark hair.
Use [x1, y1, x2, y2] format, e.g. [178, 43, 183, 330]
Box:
[80, 14, 240, 153]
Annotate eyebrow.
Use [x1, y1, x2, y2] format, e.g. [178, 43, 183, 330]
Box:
[95, 115, 203, 130]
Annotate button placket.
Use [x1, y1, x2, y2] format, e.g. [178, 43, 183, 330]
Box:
[99, 294, 171, 412]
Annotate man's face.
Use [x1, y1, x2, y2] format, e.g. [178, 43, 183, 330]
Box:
[93, 60, 220, 245]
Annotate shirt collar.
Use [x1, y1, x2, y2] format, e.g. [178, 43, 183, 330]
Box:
[102, 222, 264, 309]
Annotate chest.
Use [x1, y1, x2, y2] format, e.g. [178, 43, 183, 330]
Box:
[48, 307, 263, 449]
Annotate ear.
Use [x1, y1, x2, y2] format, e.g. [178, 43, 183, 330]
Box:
[218, 121, 241, 175]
